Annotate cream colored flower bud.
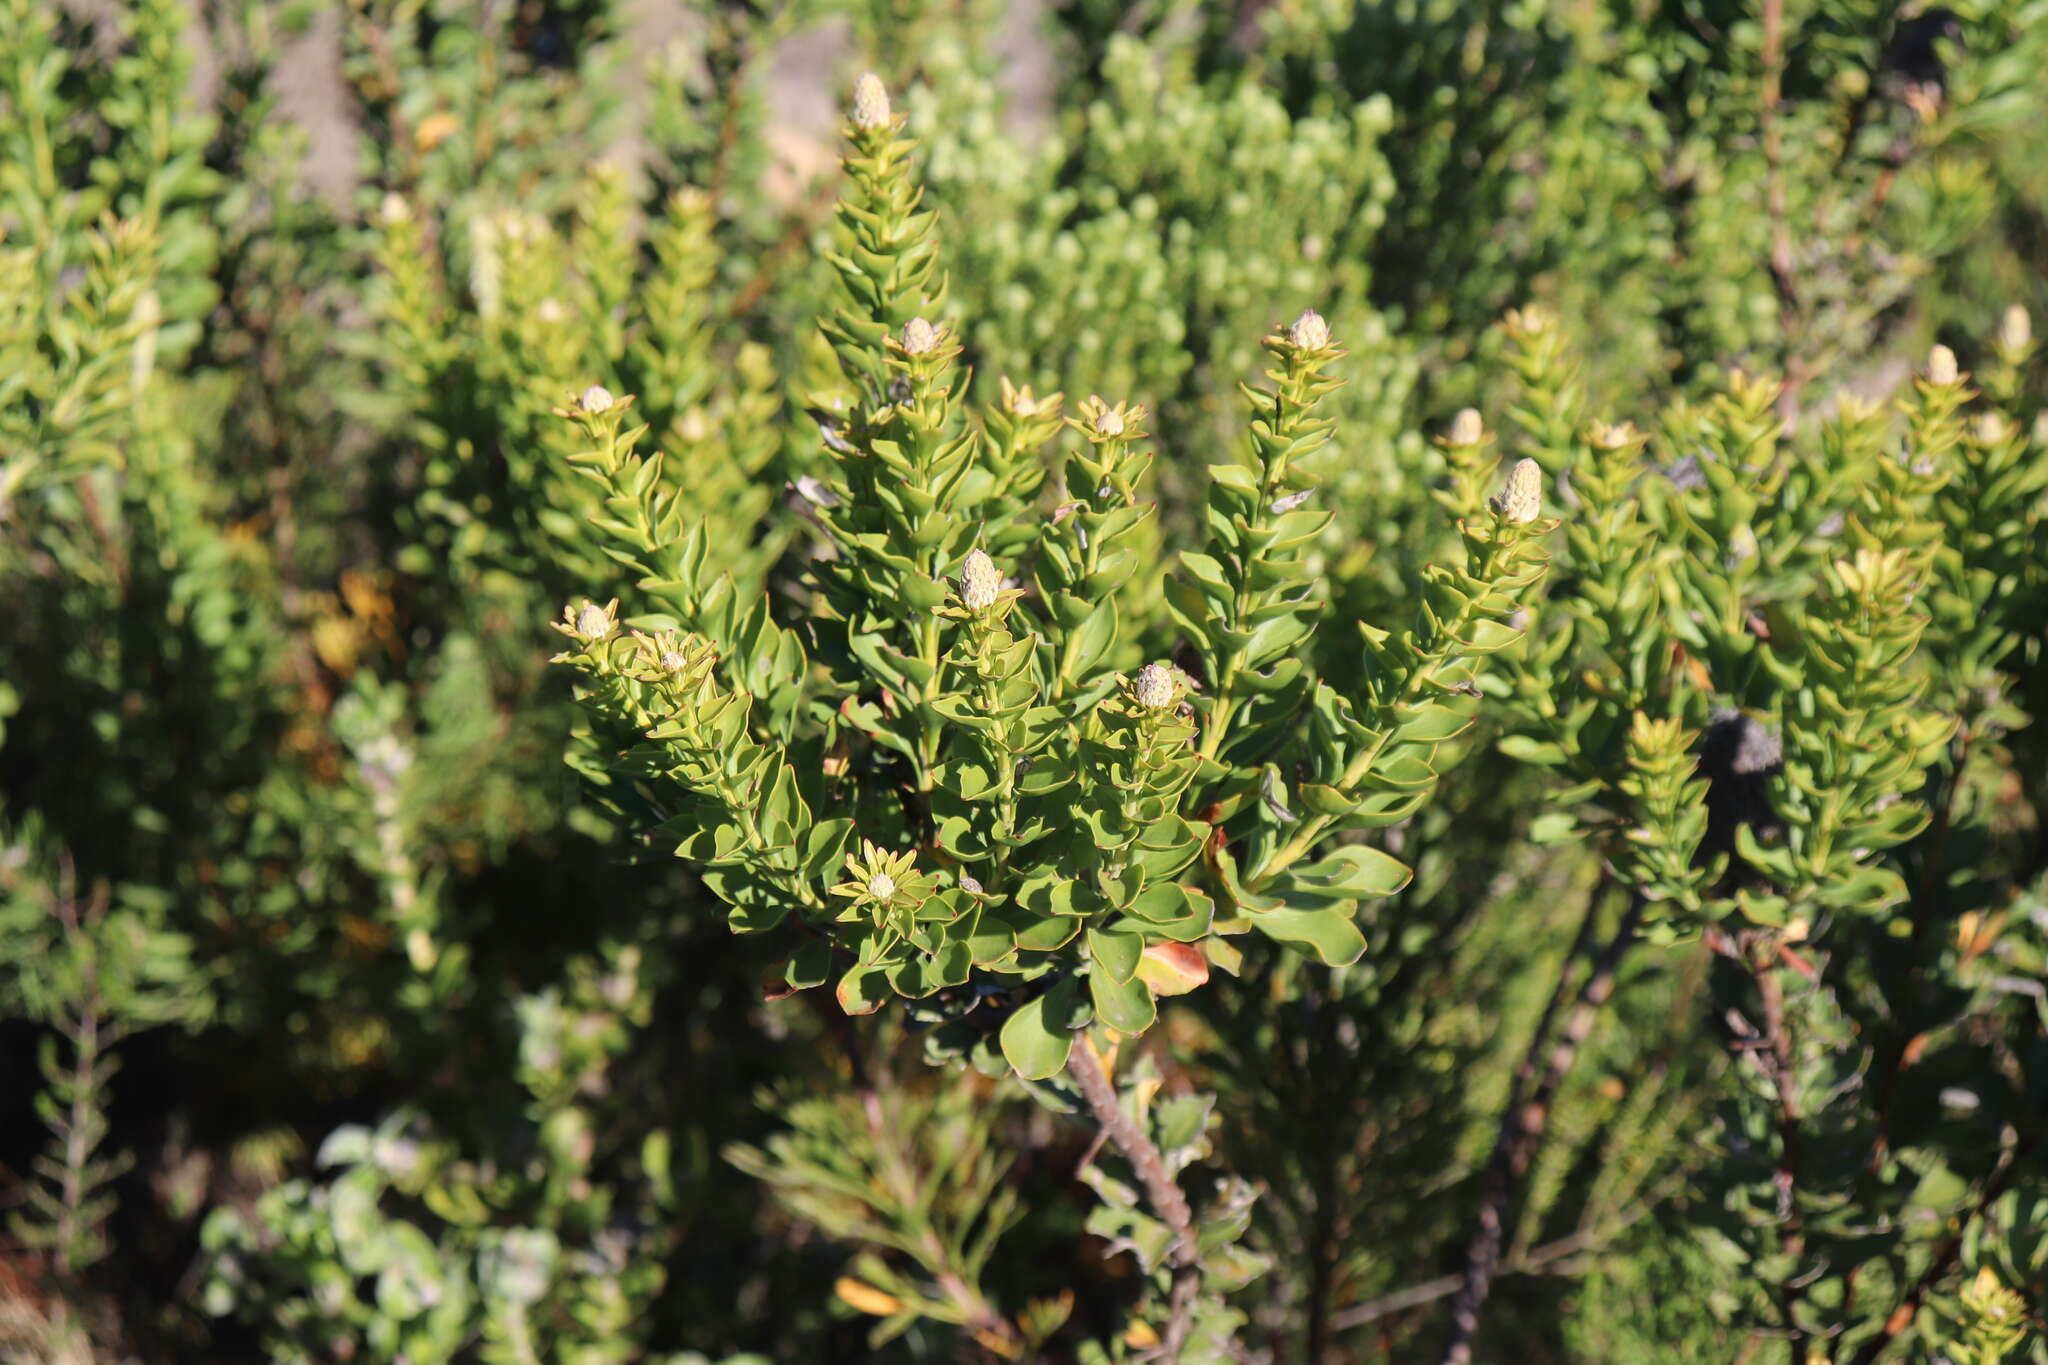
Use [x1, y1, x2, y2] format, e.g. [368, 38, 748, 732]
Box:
[578, 384, 615, 414]
[1133, 663, 1176, 710]
[576, 602, 615, 640]
[1287, 309, 1331, 352]
[901, 317, 938, 355]
[1926, 344, 1959, 386]
[1094, 408, 1126, 437]
[867, 871, 897, 900]
[851, 73, 891, 130]
[959, 549, 1000, 610]
[1491, 458, 1543, 524]
[1589, 419, 1640, 450]
[1447, 408, 1484, 447]
[1975, 412, 2010, 445]
[379, 191, 411, 226]
[2000, 304, 2031, 351]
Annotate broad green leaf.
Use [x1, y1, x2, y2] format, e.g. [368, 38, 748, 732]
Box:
[999, 977, 1088, 1079]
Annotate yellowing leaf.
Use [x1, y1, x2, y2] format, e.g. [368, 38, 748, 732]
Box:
[834, 1277, 904, 1317]
[415, 112, 460, 151]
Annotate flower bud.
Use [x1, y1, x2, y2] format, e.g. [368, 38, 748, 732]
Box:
[901, 317, 938, 355]
[1926, 344, 1959, 386]
[1133, 663, 1177, 710]
[1287, 309, 1331, 352]
[958, 549, 1000, 610]
[851, 73, 891, 130]
[379, 191, 411, 226]
[867, 871, 897, 900]
[1589, 419, 1641, 450]
[1490, 458, 1543, 524]
[1447, 408, 1484, 447]
[1975, 412, 2009, 445]
[579, 384, 615, 414]
[1999, 304, 2031, 352]
[1094, 408, 1125, 437]
[575, 601, 615, 640]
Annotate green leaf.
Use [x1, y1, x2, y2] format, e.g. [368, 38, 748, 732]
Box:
[1249, 908, 1366, 965]
[1290, 846, 1413, 899]
[1089, 969, 1156, 1035]
[1087, 926, 1143, 983]
[999, 977, 1088, 1080]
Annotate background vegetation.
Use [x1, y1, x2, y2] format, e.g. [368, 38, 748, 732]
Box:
[2, 0, 2046, 1361]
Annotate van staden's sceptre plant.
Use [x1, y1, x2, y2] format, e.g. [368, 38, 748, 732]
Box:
[550, 74, 1552, 1355]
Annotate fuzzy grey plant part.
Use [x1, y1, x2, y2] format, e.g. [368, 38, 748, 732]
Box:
[1698, 708, 1785, 870]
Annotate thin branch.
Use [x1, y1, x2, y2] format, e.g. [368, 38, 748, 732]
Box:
[1334, 1198, 1664, 1332]
[1069, 1040, 1201, 1361]
[1749, 936, 1809, 1363]
[1438, 889, 1644, 1365]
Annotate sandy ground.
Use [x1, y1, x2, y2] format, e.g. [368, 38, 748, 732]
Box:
[179, 0, 1050, 209]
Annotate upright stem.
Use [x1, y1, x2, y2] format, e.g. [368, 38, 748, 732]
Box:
[1069, 1041, 1202, 1361]
[1439, 890, 1644, 1365]
[1752, 943, 1808, 1361]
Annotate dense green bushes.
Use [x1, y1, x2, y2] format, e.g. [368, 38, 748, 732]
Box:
[2, 1, 2046, 1361]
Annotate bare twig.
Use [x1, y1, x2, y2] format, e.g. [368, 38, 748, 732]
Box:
[1069, 1040, 1201, 1361]
[1334, 1215, 1639, 1331]
[1438, 889, 1644, 1365]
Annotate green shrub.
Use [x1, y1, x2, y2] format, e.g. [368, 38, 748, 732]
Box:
[1, 3, 2045, 1363]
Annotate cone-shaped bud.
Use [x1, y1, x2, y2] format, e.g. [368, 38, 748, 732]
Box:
[1094, 408, 1125, 437]
[1589, 419, 1641, 450]
[867, 872, 897, 900]
[1927, 344, 1959, 386]
[1447, 408, 1484, 447]
[579, 384, 615, 414]
[959, 549, 1000, 610]
[901, 317, 938, 355]
[851, 73, 891, 130]
[1491, 458, 1543, 524]
[1975, 412, 2010, 445]
[576, 601, 616, 640]
[1287, 309, 1331, 352]
[1133, 663, 1177, 710]
[2000, 304, 2031, 351]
